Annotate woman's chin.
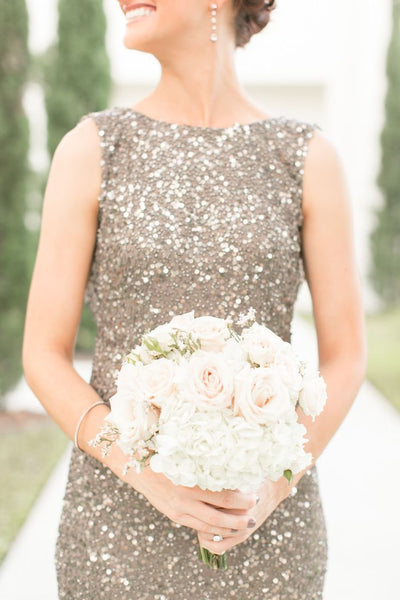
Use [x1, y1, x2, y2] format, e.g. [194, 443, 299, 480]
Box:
[123, 12, 157, 37]
[123, 32, 150, 50]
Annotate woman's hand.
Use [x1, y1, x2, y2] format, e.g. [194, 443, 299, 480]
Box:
[125, 464, 260, 539]
[196, 476, 290, 555]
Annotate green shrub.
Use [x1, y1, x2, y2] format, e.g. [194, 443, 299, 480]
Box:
[43, 0, 111, 351]
[0, 0, 31, 399]
[370, 0, 400, 305]
[44, 0, 111, 157]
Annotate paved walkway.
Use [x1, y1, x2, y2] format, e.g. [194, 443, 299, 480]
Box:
[0, 318, 399, 599]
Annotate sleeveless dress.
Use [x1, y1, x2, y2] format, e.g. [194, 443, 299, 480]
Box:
[55, 106, 328, 599]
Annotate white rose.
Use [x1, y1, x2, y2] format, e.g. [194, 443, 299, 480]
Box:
[106, 388, 139, 434]
[106, 375, 159, 449]
[115, 400, 159, 454]
[136, 358, 177, 408]
[169, 310, 195, 331]
[191, 315, 230, 352]
[233, 364, 293, 425]
[106, 361, 162, 446]
[146, 323, 175, 352]
[115, 360, 134, 384]
[273, 343, 303, 404]
[241, 322, 284, 366]
[298, 371, 327, 420]
[178, 350, 234, 411]
[114, 361, 144, 401]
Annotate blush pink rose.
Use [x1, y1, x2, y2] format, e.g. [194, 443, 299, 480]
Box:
[137, 358, 177, 408]
[181, 351, 234, 410]
[233, 364, 292, 425]
[241, 322, 283, 367]
[192, 315, 230, 352]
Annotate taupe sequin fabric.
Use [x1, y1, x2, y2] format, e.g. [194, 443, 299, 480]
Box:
[55, 106, 328, 599]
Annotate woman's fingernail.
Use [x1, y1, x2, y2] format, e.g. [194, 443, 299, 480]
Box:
[231, 528, 238, 533]
[247, 518, 257, 528]
[255, 495, 260, 504]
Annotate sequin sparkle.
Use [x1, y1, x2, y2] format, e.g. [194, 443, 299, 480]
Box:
[55, 106, 327, 599]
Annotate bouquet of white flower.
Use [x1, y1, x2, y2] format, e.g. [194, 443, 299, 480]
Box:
[90, 308, 327, 570]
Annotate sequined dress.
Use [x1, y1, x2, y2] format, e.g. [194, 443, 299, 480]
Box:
[55, 106, 328, 599]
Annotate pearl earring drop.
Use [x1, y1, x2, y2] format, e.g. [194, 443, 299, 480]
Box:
[210, 3, 218, 42]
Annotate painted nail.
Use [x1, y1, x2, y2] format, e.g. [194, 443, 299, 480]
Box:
[255, 495, 260, 504]
[247, 518, 257, 528]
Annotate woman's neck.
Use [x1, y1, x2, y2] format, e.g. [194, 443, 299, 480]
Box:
[137, 40, 267, 128]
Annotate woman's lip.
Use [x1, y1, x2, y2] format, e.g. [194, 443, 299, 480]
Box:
[125, 2, 156, 11]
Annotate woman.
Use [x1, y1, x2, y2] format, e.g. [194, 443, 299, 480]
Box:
[22, 1, 367, 598]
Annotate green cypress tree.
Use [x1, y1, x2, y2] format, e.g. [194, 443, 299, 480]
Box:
[44, 0, 111, 351]
[0, 0, 31, 398]
[370, 0, 400, 306]
[45, 0, 111, 156]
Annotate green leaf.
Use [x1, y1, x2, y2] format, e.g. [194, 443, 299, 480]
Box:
[283, 469, 293, 484]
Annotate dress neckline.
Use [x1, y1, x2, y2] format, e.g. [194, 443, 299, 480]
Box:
[121, 106, 281, 133]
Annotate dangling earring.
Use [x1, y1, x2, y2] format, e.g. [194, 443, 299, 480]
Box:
[210, 3, 218, 43]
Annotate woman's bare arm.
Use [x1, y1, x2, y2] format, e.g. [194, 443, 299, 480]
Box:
[22, 117, 114, 457]
[291, 131, 367, 485]
[267, 131, 367, 502]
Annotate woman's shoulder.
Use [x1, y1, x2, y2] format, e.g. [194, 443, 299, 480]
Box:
[276, 115, 338, 159]
[43, 112, 103, 221]
[77, 105, 129, 131]
[265, 115, 322, 179]
[273, 114, 322, 140]
[53, 110, 103, 172]
[271, 114, 340, 161]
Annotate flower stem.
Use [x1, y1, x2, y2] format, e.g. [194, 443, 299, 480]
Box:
[198, 546, 227, 570]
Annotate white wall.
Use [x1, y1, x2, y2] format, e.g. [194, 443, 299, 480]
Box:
[324, 0, 392, 311]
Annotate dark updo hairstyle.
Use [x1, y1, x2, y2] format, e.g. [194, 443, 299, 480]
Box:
[233, 0, 276, 48]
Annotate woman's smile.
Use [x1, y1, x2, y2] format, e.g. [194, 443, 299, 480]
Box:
[119, 2, 157, 25]
[126, 6, 156, 24]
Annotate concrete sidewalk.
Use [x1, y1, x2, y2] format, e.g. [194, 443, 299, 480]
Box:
[0, 447, 72, 600]
[1, 319, 399, 599]
[3, 357, 92, 414]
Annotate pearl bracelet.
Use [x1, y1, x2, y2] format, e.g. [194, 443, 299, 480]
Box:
[74, 400, 108, 452]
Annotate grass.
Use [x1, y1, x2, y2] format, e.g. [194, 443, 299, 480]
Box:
[300, 306, 400, 413]
[0, 418, 68, 564]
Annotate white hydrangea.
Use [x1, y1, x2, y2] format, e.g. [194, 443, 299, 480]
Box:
[150, 398, 311, 492]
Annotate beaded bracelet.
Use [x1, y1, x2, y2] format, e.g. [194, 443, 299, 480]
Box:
[74, 400, 108, 452]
